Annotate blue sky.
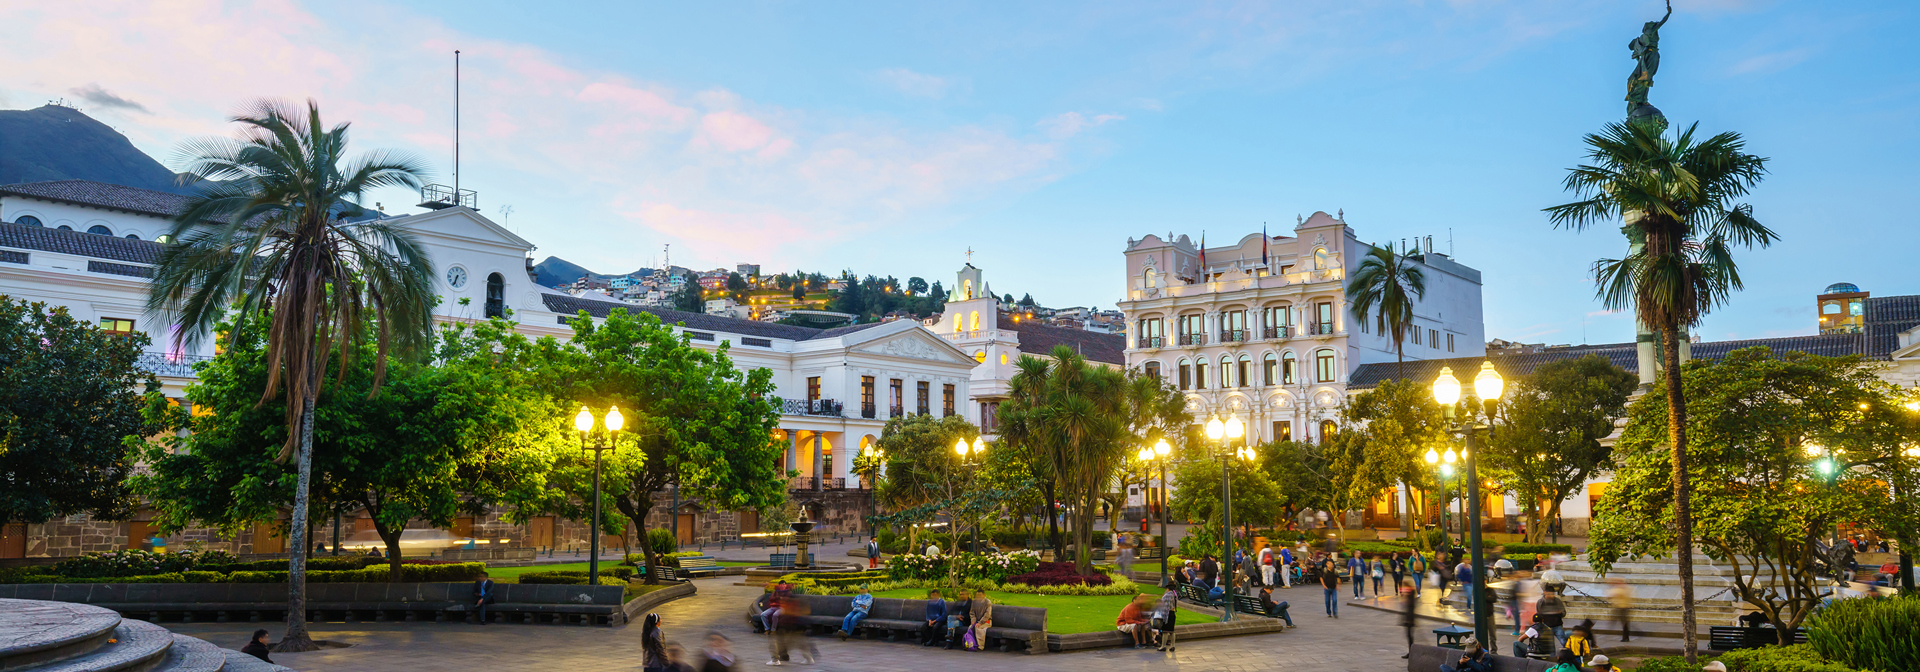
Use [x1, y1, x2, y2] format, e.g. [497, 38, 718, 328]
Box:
[2, 1, 1915, 344]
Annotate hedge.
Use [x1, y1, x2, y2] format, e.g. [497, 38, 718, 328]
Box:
[1807, 595, 1920, 672]
[1714, 644, 1858, 672]
[517, 570, 632, 586]
[1495, 543, 1573, 555]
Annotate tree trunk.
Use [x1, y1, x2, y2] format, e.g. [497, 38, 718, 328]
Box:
[376, 520, 404, 582]
[624, 496, 659, 585]
[1044, 481, 1062, 557]
[1661, 325, 1698, 662]
[276, 394, 320, 652]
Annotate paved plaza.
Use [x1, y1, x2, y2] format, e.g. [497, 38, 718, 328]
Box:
[168, 578, 1428, 672]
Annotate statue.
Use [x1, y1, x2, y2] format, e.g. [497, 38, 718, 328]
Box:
[1625, 0, 1672, 124]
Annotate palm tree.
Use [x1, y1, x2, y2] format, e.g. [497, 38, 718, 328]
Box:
[149, 99, 435, 651]
[1346, 246, 1427, 381]
[1545, 120, 1773, 662]
[1000, 346, 1130, 576]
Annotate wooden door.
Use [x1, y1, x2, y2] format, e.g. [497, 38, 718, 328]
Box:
[452, 517, 474, 539]
[128, 522, 157, 550]
[530, 516, 555, 548]
[354, 516, 376, 533]
[737, 510, 759, 536]
[1, 523, 27, 558]
[252, 523, 285, 554]
[676, 514, 696, 544]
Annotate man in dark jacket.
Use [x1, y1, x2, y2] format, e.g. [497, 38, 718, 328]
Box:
[1199, 555, 1219, 588]
[241, 630, 273, 663]
[944, 594, 971, 650]
[472, 576, 495, 625]
[920, 589, 948, 646]
[1440, 639, 1494, 672]
[1319, 558, 1341, 618]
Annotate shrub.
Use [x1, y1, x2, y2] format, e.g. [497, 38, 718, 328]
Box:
[646, 528, 677, 554]
[1342, 541, 1404, 556]
[1807, 595, 1920, 672]
[776, 570, 890, 594]
[182, 571, 227, 583]
[989, 531, 1028, 549]
[1006, 561, 1114, 587]
[1416, 527, 1451, 552]
[54, 572, 187, 584]
[1090, 531, 1111, 548]
[1629, 656, 1712, 672]
[517, 573, 627, 586]
[518, 567, 634, 581]
[1716, 644, 1855, 672]
[885, 550, 1039, 583]
[1499, 543, 1575, 556]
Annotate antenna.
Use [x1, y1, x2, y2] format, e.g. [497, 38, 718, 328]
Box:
[1448, 228, 1454, 257]
[454, 50, 461, 197]
[663, 244, 671, 272]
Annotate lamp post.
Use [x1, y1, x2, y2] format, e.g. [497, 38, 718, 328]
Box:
[575, 405, 624, 586]
[1424, 447, 1459, 533]
[1432, 362, 1502, 649]
[1137, 438, 1174, 589]
[954, 436, 988, 553]
[862, 443, 884, 542]
[1205, 415, 1253, 621]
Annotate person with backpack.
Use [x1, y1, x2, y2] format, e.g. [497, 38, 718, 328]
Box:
[1369, 556, 1386, 596]
[1408, 549, 1427, 597]
[1565, 620, 1597, 665]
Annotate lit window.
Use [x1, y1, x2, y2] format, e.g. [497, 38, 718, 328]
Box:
[1195, 362, 1208, 389]
[1282, 352, 1297, 384]
[1315, 350, 1337, 382]
[953, 314, 962, 333]
[974, 350, 986, 363]
[1263, 353, 1277, 385]
[1314, 248, 1330, 270]
[999, 352, 1008, 365]
[969, 311, 980, 331]
[1849, 301, 1863, 316]
[100, 317, 136, 335]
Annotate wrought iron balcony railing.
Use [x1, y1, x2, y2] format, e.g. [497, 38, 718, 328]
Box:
[137, 352, 214, 378]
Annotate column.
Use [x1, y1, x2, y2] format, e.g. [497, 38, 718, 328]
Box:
[812, 435, 824, 492]
[786, 432, 797, 474]
[834, 435, 854, 489]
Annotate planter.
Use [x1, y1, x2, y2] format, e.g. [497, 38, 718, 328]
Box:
[1047, 617, 1285, 652]
[621, 582, 696, 622]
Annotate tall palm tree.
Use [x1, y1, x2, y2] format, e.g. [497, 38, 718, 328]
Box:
[1346, 246, 1427, 381]
[148, 99, 435, 651]
[1545, 120, 1773, 662]
[1000, 346, 1130, 576]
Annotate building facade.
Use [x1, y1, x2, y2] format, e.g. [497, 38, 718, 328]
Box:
[933, 262, 1128, 433]
[1117, 211, 1486, 445]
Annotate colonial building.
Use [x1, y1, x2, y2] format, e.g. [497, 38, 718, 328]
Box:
[1346, 282, 1920, 536]
[0, 179, 977, 557]
[1117, 211, 1487, 445]
[933, 262, 1128, 433]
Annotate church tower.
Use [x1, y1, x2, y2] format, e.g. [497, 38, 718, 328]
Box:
[1817, 282, 1869, 334]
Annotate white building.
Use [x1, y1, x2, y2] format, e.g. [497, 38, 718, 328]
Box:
[932, 263, 1128, 432]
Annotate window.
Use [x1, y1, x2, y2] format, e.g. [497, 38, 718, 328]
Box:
[57, 225, 72, 231]
[916, 381, 930, 416]
[1217, 356, 1232, 388]
[889, 379, 904, 417]
[1319, 420, 1338, 443]
[1446, 333, 1455, 353]
[1315, 349, 1337, 383]
[1144, 361, 1162, 382]
[999, 352, 1008, 365]
[1236, 355, 1251, 389]
[686, 331, 715, 342]
[742, 337, 771, 347]
[123, 234, 139, 240]
[13, 215, 41, 227]
[1358, 318, 1368, 334]
[1412, 327, 1421, 345]
[1429, 329, 1438, 348]
[1178, 360, 1191, 390]
[1315, 302, 1334, 334]
[1262, 305, 1290, 337]
[861, 376, 876, 417]
[1850, 300, 1863, 316]
[1282, 352, 1297, 384]
[99, 317, 136, 335]
[969, 311, 980, 331]
[1195, 362, 1208, 389]
[1262, 353, 1277, 385]
[1313, 247, 1330, 270]
[86, 225, 112, 236]
[485, 272, 505, 318]
[806, 377, 821, 402]
[1178, 313, 1205, 340]
[952, 314, 963, 333]
[1220, 310, 1246, 341]
[973, 350, 986, 363]
[1273, 421, 1292, 442]
[1144, 268, 1157, 288]
[942, 384, 955, 417]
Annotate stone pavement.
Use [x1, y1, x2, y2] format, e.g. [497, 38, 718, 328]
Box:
[168, 579, 1443, 671]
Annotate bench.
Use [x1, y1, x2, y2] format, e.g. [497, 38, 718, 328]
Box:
[768, 553, 796, 568]
[1228, 594, 1292, 626]
[1135, 547, 1164, 560]
[0, 582, 628, 627]
[748, 594, 1046, 654]
[1709, 626, 1806, 650]
[1406, 644, 1552, 672]
[1176, 583, 1220, 607]
[673, 556, 724, 577]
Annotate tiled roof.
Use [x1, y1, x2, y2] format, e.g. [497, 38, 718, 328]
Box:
[540, 293, 889, 342]
[1006, 319, 1128, 365]
[1865, 295, 1920, 359]
[0, 180, 190, 219]
[87, 260, 154, 278]
[0, 221, 159, 264]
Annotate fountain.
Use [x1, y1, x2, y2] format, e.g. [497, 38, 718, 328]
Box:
[791, 508, 816, 569]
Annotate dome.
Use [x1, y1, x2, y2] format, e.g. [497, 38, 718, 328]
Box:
[1824, 282, 1860, 294]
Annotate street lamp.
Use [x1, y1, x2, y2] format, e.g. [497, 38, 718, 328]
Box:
[1204, 414, 1251, 622]
[955, 437, 988, 553]
[575, 405, 624, 586]
[1432, 362, 1501, 649]
[862, 443, 884, 542]
[1137, 438, 1174, 589]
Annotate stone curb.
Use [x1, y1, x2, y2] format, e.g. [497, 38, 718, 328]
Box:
[622, 582, 697, 625]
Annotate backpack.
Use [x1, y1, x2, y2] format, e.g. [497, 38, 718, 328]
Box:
[1567, 633, 1594, 659]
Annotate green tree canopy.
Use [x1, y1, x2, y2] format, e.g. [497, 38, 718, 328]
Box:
[1338, 378, 1448, 534]
[0, 299, 156, 525]
[1481, 355, 1635, 543]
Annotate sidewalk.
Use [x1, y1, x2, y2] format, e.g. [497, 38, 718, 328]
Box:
[1342, 584, 1705, 658]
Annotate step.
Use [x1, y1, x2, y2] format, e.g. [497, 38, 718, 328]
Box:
[152, 637, 223, 672]
[0, 598, 123, 670]
[216, 650, 290, 672]
[14, 620, 174, 672]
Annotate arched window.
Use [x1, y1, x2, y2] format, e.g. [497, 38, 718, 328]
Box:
[1281, 352, 1297, 384]
[57, 225, 72, 231]
[485, 272, 506, 318]
[1177, 359, 1191, 390]
[13, 215, 41, 227]
[962, 279, 973, 300]
[1263, 353, 1277, 385]
[1313, 247, 1331, 270]
[1195, 360, 1208, 389]
[952, 314, 962, 333]
[1319, 420, 1338, 443]
[968, 311, 980, 331]
[1237, 355, 1252, 388]
[1144, 268, 1157, 288]
[1143, 361, 1162, 382]
[1315, 348, 1337, 382]
[1219, 355, 1234, 388]
[87, 225, 112, 236]
[124, 234, 139, 240]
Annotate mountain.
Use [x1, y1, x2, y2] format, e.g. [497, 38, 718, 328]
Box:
[532, 256, 605, 288]
[0, 105, 196, 193]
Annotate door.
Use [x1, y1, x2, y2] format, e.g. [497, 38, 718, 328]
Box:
[676, 514, 696, 545]
[530, 516, 555, 548]
[252, 523, 285, 554]
[2, 523, 27, 558]
[128, 522, 157, 551]
[355, 516, 377, 533]
[737, 510, 759, 536]
[452, 517, 474, 539]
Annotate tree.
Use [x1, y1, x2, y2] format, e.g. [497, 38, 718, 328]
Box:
[1546, 120, 1774, 660]
[726, 272, 749, 294]
[540, 308, 786, 584]
[906, 277, 928, 296]
[1018, 293, 1036, 308]
[1480, 355, 1635, 543]
[1003, 294, 1014, 305]
[134, 314, 563, 582]
[1588, 347, 1899, 640]
[998, 346, 1131, 575]
[1263, 440, 1335, 529]
[148, 100, 433, 651]
[791, 283, 806, 301]
[1339, 378, 1448, 536]
[872, 414, 1000, 572]
[0, 299, 154, 525]
[1346, 247, 1427, 380]
[1169, 453, 1287, 551]
[929, 281, 945, 303]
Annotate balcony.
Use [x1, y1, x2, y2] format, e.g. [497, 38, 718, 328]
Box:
[137, 352, 214, 378]
[1263, 326, 1291, 340]
[1177, 333, 1207, 347]
[417, 183, 478, 210]
[1136, 336, 1164, 349]
[888, 404, 904, 419]
[778, 397, 843, 417]
[861, 403, 877, 419]
[1308, 322, 1338, 336]
[786, 476, 848, 491]
[1219, 329, 1247, 344]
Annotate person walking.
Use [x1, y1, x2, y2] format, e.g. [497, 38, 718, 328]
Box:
[1408, 549, 1427, 598]
[700, 632, 736, 672]
[1152, 583, 1179, 652]
[1278, 545, 1295, 587]
[1566, 620, 1597, 665]
[1398, 579, 1418, 660]
[641, 614, 670, 672]
[1118, 533, 1136, 577]
[471, 575, 496, 625]
[1370, 556, 1386, 596]
[1389, 553, 1406, 595]
[1319, 558, 1341, 618]
[1607, 577, 1635, 642]
[241, 630, 273, 664]
[1455, 560, 1475, 611]
[1259, 546, 1276, 587]
[867, 537, 881, 569]
[1347, 553, 1366, 599]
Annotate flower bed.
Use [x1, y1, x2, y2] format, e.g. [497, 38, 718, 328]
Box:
[1007, 561, 1112, 588]
[885, 550, 1040, 583]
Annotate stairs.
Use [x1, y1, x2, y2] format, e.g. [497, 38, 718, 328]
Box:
[0, 599, 290, 672]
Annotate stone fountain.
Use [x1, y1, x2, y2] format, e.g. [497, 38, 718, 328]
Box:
[791, 508, 816, 569]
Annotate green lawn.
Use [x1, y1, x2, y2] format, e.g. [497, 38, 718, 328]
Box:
[870, 588, 1213, 634]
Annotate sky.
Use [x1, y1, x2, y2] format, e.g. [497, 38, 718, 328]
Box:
[2, 0, 1916, 345]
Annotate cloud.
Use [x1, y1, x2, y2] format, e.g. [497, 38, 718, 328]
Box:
[1037, 112, 1124, 139]
[1729, 47, 1814, 75]
[68, 83, 149, 113]
[876, 68, 950, 99]
[1586, 308, 1625, 318]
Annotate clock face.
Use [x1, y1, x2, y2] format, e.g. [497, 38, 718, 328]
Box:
[447, 266, 468, 289]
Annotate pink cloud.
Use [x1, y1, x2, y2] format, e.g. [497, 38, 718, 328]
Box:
[694, 111, 779, 153]
[576, 82, 692, 123]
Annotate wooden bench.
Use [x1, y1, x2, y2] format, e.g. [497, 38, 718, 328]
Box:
[768, 553, 796, 568]
[673, 556, 723, 576]
[1709, 626, 1806, 650]
[1406, 644, 1552, 672]
[1176, 583, 1219, 608]
[1228, 594, 1292, 626]
[1135, 547, 1164, 560]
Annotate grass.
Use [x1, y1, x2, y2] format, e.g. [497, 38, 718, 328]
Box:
[869, 588, 1213, 634]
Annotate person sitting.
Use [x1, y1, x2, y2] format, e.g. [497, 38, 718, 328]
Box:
[837, 585, 874, 639]
[1258, 587, 1294, 626]
[1152, 584, 1178, 651]
[1116, 594, 1153, 649]
[1545, 649, 1582, 672]
[1738, 610, 1771, 628]
[1512, 615, 1554, 659]
[1583, 654, 1613, 672]
[240, 629, 273, 663]
[920, 589, 947, 647]
[944, 593, 971, 650]
[759, 580, 791, 633]
[367, 546, 384, 558]
[1206, 580, 1226, 603]
[1440, 639, 1494, 672]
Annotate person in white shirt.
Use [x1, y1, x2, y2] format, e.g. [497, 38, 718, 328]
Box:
[925, 542, 941, 557]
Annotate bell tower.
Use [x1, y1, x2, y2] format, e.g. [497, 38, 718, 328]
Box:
[1817, 282, 1868, 334]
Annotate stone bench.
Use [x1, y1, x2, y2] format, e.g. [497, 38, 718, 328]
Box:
[1406, 644, 1551, 672]
[673, 556, 724, 577]
[0, 582, 628, 627]
[748, 594, 1047, 653]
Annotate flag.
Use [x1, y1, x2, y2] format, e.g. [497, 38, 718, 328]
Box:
[1197, 232, 1206, 277]
[1262, 223, 1269, 266]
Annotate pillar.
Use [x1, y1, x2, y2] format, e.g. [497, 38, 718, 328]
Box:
[786, 432, 797, 473]
[812, 435, 824, 492]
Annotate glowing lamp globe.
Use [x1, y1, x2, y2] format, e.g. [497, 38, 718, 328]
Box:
[605, 406, 624, 433]
[1205, 416, 1225, 441]
[1431, 367, 1462, 406]
[574, 406, 593, 432]
[1473, 362, 1504, 403]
